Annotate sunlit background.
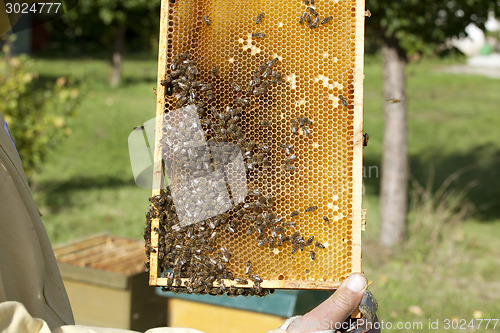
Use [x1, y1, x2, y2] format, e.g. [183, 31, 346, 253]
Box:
[1, 0, 500, 332]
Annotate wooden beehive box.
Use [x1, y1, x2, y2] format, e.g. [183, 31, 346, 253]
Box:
[54, 234, 167, 330]
[146, 0, 365, 295]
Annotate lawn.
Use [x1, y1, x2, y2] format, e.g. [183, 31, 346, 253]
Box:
[29, 54, 500, 332]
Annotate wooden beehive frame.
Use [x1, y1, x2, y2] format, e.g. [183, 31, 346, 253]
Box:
[148, 0, 365, 290]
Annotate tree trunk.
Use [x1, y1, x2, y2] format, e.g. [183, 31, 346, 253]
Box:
[110, 25, 125, 87]
[379, 36, 409, 247]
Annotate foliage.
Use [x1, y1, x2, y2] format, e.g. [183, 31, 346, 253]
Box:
[45, 0, 161, 54]
[0, 39, 81, 180]
[366, 0, 500, 56]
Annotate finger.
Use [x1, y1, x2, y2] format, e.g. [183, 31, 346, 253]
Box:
[287, 273, 368, 333]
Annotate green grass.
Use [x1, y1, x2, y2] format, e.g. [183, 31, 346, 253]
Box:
[28, 54, 500, 331]
[31, 56, 157, 243]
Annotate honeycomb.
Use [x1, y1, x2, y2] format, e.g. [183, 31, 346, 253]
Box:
[146, 0, 365, 294]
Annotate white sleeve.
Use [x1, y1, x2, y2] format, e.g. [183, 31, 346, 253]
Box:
[0, 301, 205, 333]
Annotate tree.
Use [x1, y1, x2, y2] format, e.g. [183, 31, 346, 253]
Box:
[0, 38, 81, 180]
[365, 0, 500, 247]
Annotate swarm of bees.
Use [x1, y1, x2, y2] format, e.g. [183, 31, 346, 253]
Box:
[145, 192, 272, 296]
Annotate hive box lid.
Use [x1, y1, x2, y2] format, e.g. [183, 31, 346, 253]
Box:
[54, 234, 147, 289]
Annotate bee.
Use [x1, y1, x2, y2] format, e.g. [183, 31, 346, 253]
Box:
[197, 106, 206, 118]
[306, 7, 318, 17]
[211, 66, 218, 78]
[200, 83, 213, 92]
[243, 214, 256, 222]
[259, 144, 270, 153]
[248, 188, 261, 196]
[290, 210, 300, 218]
[269, 237, 275, 249]
[202, 15, 211, 26]
[310, 16, 320, 28]
[271, 71, 282, 84]
[315, 241, 325, 249]
[281, 143, 293, 154]
[286, 154, 297, 162]
[256, 12, 265, 24]
[245, 261, 251, 274]
[321, 16, 333, 25]
[252, 32, 266, 38]
[160, 77, 171, 86]
[230, 81, 242, 92]
[363, 133, 370, 147]
[299, 12, 308, 24]
[270, 70, 280, 83]
[291, 120, 299, 134]
[310, 250, 316, 260]
[365, 9, 372, 17]
[170, 69, 183, 78]
[253, 87, 266, 96]
[305, 205, 318, 212]
[208, 220, 217, 229]
[260, 119, 272, 127]
[249, 274, 263, 283]
[255, 152, 264, 163]
[306, 14, 312, 26]
[235, 277, 248, 285]
[339, 95, 348, 107]
[305, 236, 315, 246]
[220, 253, 229, 263]
[267, 57, 279, 67]
[219, 280, 226, 292]
[258, 64, 268, 74]
[176, 96, 188, 107]
[236, 97, 249, 107]
[291, 244, 299, 254]
[247, 82, 256, 94]
[323, 216, 330, 224]
[253, 75, 262, 86]
[262, 67, 272, 79]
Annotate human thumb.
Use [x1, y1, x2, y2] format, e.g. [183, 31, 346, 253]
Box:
[287, 273, 368, 332]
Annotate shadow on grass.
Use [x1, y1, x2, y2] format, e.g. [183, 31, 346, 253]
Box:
[32, 52, 157, 88]
[38, 175, 138, 213]
[363, 144, 500, 222]
[120, 75, 157, 86]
